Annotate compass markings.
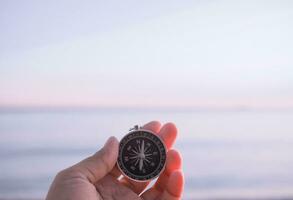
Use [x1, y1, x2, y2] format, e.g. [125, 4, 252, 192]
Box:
[124, 139, 155, 172]
[118, 129, 167, 181]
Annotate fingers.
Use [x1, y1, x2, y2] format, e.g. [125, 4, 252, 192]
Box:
[141, 170, 184, 200]
[72, 136, 119, 183]
[140, 150, 182, 200]
[158, 122, 177, 149]
[109, 164, 121, 178]
[142, 120, 162, 133]
[154, 149, 182, 192]
[161, 170, 184, 200]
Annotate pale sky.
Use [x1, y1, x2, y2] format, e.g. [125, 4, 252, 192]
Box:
[0, 0, 293, 109]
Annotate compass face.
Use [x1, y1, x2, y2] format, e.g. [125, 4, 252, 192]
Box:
[117, 129, 167, 181]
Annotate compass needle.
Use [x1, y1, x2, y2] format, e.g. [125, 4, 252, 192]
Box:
[138, 142, 141, 152]
[141, 140, 145, 154]
[139, 158, 143, 171]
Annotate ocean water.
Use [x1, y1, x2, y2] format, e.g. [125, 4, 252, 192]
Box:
[0, 109, 293, 199]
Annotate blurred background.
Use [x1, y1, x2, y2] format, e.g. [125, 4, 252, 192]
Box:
[0, 0, 293, 199]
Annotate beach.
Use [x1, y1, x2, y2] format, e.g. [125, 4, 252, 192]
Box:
[1, 109, 293, 199]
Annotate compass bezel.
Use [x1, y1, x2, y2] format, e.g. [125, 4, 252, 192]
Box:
[117, 128, 167, 182]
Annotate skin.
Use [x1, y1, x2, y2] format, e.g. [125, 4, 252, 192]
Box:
[46, 121, 184, 200]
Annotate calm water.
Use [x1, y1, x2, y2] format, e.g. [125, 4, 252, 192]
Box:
[0, 109, 293, 199]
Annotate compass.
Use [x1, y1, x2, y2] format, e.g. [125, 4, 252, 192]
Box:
[117, 125, 167, 182]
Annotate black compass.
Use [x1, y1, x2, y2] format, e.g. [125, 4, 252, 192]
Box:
[117, 125, 167, 181]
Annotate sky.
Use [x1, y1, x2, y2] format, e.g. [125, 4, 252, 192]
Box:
[0, 0, 293, 109]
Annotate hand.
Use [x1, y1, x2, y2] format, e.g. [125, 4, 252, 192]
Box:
[46, 121, 184, 200]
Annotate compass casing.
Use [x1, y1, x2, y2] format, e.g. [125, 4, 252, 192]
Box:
[117, 129, 167, 182]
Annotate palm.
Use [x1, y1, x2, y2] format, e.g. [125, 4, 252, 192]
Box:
[96, 175, 142, 200]
[58, 174, 141, 200]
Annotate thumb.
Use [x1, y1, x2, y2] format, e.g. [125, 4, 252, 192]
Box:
[73, 136, 119, 183]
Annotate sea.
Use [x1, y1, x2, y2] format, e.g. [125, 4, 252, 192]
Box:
[0, 108, 293, 199]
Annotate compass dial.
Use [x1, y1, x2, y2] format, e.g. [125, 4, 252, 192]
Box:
[117, 129, 167, 181]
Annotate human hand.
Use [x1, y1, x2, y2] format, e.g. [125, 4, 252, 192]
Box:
[46, 121, 184, 200]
